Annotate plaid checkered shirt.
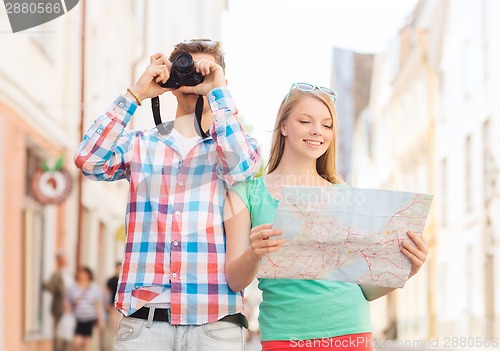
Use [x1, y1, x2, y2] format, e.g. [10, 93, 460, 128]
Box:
[74, 87, 261, 325]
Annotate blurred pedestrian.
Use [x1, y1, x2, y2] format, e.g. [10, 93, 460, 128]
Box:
[65, 266, 105, 351]
[43, 252, 73, 351]
[74, 38, 260, 351]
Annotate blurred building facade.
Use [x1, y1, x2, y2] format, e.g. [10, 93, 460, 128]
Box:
[351, 0, 500, 343]
[331, 48, 374, 182]
[436, 0, 500, 338]
[0, 1, 227, 350]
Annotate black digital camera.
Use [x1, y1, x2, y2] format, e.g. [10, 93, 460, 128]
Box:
[159, 51, 204, 89]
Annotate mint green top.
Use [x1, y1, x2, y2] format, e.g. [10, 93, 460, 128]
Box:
[230, 177, 373, 341]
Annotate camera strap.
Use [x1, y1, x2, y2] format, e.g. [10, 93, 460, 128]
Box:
[151, 95, 208, 138]
[151, 96, 171, 135]
[194, 95, 209, 138]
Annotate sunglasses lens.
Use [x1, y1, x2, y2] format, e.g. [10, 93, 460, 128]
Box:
[296, 83, 315, 92]
[320, 87, 336, 97]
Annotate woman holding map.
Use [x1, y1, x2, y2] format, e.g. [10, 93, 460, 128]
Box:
[223, 82, 429, 351]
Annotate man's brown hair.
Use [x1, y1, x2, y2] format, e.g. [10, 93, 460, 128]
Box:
[169, 39, 225, 72]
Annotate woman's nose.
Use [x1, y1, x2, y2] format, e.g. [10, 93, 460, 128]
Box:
[310, 124, 322, 136]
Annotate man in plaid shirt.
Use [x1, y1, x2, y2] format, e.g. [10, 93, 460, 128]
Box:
[74, 39, 260, 350]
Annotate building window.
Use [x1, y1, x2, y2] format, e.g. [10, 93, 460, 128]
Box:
[441, 158, 447, 227]
[23, 148, 47, 339]
[483, 118, 493, 202]
[466, 245, 473, 317]
[465, 135, 473, 213]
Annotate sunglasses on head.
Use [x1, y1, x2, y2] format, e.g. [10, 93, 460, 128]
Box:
[285, 82, 337, 103]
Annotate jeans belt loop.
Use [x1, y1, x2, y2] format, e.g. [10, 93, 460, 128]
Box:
[146, 307, 155, 328]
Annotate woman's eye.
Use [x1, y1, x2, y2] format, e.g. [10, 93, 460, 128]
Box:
[299, 121, 310, 124]
[323, 125, 332, 129]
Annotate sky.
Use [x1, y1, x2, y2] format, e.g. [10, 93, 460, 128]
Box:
[222, 0, 419, 157]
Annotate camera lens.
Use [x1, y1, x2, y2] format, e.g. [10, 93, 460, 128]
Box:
[160, 51, 204, 88]
[173, 52, 194, 73]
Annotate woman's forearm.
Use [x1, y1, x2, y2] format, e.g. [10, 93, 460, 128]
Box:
[226, 247, 261, 292]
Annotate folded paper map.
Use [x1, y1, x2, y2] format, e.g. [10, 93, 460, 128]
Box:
[257, 186, 433, 288]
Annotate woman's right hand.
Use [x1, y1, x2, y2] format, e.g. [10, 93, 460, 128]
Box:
[247, 224, 285, 261]
[127, 52, 173, 101]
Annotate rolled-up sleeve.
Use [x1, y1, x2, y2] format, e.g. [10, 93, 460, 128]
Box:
[208, 87, 261, 186]
[73, 95, 140, 181]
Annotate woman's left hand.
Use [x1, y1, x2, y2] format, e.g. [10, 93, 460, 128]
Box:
[401, 230, 429, 279]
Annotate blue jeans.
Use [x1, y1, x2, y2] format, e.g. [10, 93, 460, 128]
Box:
[114, 315, 244, 351]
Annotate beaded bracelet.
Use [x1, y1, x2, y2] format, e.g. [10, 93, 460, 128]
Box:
[127, 88, 142, 106]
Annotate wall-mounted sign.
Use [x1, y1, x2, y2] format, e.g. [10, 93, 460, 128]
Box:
[31, 155, 73, 205]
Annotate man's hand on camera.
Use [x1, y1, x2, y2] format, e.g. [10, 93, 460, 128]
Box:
[126, 53, 173, 102]
[177, 59, 227, 96]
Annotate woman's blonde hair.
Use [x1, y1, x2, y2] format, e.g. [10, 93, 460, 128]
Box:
[267, 88, 343, 184]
